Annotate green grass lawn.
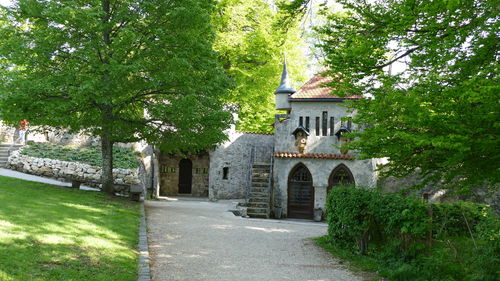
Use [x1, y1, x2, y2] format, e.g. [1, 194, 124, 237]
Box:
[0, 176, 140, 281]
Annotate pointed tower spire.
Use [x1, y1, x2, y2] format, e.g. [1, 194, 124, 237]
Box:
[275, 57, 295, 94]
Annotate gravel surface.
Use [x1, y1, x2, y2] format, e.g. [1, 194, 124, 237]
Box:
[145, 198, 365, 281]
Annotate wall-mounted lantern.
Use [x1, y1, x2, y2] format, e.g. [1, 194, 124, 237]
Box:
[292, 125, 309, 154]
[335, 126, 351, 155]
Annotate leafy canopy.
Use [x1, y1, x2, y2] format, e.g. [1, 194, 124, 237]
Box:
[315, 0, 499, 191]
[0, 0, 232, 153]
[0, 0, 233, 193]
[213, 0, 309, 133]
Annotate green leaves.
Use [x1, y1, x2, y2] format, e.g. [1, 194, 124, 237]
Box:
[213, 0, 308, 133]
[317, 0, 499, 191]
[0, 0, 232, 151]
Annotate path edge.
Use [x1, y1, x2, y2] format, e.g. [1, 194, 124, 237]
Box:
[138, 203, 151, 281]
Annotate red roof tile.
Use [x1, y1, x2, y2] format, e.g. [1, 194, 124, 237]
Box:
[291, 75, 361, 100]
[237, 131, 273, 136]
[273, 152, 354, 160]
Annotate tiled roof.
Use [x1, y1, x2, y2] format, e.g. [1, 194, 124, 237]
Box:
[290, 75, 361, 100]
[274, 152, 354, 160]
[237, 131, 274, 136]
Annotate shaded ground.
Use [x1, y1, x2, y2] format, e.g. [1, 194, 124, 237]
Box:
[146, 198, 366, 281]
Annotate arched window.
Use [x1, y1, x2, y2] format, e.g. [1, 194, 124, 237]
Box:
[328, 164, 355, 193]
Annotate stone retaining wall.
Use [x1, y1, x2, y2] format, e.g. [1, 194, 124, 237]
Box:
[7, 150, 140, 189]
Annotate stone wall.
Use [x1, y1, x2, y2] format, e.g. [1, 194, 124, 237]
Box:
[272, 157, 377, 217]
[158, 153, 210, 197]
[274, 101, 354, 155]
[209, 132, 274, 200]
[0, 121, 97, 146]
[7, 150, 141, 190]
[380, 175, 500, 214]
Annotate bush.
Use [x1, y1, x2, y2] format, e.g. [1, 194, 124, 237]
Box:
[324, 187, 499, 280]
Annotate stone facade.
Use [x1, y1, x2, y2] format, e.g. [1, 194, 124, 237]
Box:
[7, 150, 140, 189]
[209, 132, 274, 200]
[158, 152, 210, 197]
[274, 101, 356, 154]
[156, 131, 274, 200]
[272, 158, 377, 210]
[271, 101, 377, 218]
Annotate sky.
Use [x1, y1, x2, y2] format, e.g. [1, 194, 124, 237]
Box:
[0, 0, 12, 7]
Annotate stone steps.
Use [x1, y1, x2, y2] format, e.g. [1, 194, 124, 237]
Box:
[247, 163, 272, 219]
[248, 197, 268, 203]
[0, 144, 22, 167]
[251, 182, 269, 187]
[250, 186, 268, 193]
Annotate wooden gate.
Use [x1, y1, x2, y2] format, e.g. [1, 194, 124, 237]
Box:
[288, 164, 314, 219]
[178, 159, 192, 194]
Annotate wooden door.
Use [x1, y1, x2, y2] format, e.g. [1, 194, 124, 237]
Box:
[178, 159, 192, 194]
[288, 164, 314, 219]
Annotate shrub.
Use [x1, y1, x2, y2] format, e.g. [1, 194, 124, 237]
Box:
[325, 187, 499, 280]
[21, 143, 139, 169]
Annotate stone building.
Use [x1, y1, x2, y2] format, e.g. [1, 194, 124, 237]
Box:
[155, 61, 378, 220]
[268, 63, 378, 219]
[156, 129, 274, 200]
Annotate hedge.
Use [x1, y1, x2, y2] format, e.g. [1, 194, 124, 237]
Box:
[325, 187, 499, 280]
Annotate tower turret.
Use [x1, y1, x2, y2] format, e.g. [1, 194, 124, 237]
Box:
[275, 58, 295, 111]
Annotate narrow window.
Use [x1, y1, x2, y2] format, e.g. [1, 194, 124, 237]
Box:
[322, 111, 328, 136]
[299, 116, 303, 127]
[330, 117, 334, 136]
[305, 117, 310, 131]
[223, 167, 229, 180]
[315, 117, 320, 136]
[347, 119, 352, 130]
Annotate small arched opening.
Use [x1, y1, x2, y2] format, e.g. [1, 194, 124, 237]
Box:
[327, 164, 355, 194]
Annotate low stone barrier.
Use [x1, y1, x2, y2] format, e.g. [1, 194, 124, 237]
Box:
[7, 150, 140, 189]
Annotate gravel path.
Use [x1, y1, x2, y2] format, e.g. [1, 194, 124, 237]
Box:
[145, 199, 365, 281]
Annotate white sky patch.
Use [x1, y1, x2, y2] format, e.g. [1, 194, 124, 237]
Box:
[0, 0, 12, 7]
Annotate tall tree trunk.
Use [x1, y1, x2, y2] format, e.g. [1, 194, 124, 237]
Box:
[101, 129, 114, 194]
[100, 0, 113, 194]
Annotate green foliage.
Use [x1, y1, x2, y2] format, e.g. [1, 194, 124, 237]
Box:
[313, 236, 381, 277]
[324, 187, 500, 280]
[315, 0, 499, 191]
[0, 176, 140, 280]
[213, 0, 309, 133]
[21, 143, 139, 169]
[0, 0, 232, 192]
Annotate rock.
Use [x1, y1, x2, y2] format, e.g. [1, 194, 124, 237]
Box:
[39, 167, 53, 174]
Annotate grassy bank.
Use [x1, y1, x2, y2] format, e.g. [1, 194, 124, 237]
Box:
[0, 176, 140, 281]
[21, 143, 139, 169]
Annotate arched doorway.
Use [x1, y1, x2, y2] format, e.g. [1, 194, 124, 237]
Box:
[328, 164, 355, 193]
[178, 159, 192, 194]
[288, 164, 314, 219]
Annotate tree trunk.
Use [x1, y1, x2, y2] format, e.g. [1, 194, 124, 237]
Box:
[101, 130, 114, 195]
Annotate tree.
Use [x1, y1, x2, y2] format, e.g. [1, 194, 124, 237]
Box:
[314, 0, 499, 191]
[213, 0, 309, 133]
[0, 0, 232, 194]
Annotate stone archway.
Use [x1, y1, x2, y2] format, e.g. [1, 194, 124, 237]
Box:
[327, 164, 355, 194]
[288, 163, 314, 219]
